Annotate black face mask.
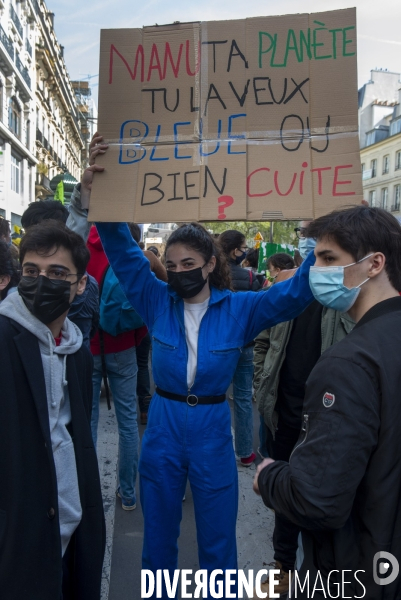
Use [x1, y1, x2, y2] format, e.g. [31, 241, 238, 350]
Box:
[235, 250, 247, 265]
[167, 265, 208, 299]
[18, 276, 72, 324]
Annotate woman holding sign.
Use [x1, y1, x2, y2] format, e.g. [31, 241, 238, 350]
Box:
[83, 135, 315, 597]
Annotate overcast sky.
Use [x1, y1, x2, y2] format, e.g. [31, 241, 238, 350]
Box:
[49, 0, 401, 102]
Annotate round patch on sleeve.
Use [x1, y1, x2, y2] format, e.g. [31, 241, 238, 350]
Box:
[323, 392, 335, 408]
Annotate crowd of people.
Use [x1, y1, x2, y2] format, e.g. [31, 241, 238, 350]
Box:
[0, 132, 401, 600]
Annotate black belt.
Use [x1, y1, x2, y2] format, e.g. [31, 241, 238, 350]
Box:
[155, 387, 226, 407]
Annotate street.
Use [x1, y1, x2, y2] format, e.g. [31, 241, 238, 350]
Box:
[96, 390, 275, 600]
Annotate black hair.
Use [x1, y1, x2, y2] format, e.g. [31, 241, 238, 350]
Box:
[128, 223, 141, 243]
[218, 230, 246, 256]
[147, 246, 160, 256]
[165, 222, 232, 290]
[306, 206, 401, 291]
[244, 247, 259, 269]
[21, 200, 69, 229]
[20, 220, 90, 276]
[138, 241, 145, 250]
[0, 240, 20, 300]
[267, 252, 295, 271]
[0, 217, 10, 239]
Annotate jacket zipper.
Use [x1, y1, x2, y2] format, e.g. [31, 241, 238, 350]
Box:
[289, 414, 309, 462]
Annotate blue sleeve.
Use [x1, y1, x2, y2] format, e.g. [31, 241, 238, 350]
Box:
[242, 251, 315, 343]
[95, 222, 168, 327]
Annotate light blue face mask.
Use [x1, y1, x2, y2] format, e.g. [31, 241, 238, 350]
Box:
[309, 254, 373, 312]
[298, 237, 316, 260]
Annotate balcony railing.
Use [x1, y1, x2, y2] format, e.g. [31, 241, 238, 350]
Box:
[0, 24, 15, 61]
[16, 55, 31, 89]
[391, 204, 400, 212]
[26, 38, 32, 57]
[10, 5, 23, 39]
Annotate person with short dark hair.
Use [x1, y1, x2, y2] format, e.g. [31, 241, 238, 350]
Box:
[147, 245, 160, 257]
[0, 240, 20, 302]
[22, 199, 99, 348]
[0, 216, 11, 244]
[255, 206, 401, 598]
[21, 199, 69, 229]
[0, 220, 105, 600]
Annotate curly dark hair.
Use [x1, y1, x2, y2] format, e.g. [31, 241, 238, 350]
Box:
[0, 240, 20, 300]
[21, 200, 69, 229]
[165, 222, 232, 290]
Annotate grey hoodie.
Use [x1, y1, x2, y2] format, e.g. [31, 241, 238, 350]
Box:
[0, 291, 83, 556]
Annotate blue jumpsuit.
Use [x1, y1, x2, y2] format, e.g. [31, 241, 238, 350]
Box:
[96, 222, 315, 597]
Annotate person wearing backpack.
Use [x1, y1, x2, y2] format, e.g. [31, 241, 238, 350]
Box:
[219, 230, 261, 467]
[87, 225, 147, 511]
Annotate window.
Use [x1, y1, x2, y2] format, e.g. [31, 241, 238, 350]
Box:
[371, 159, 377, 178]
[11, 155, 21, 193]
[26, 119, 30, 148]
[8, 98, 21, 138]
[383, 155, 390, 174]
[366, 132, 375, 146]
[396, 151, 401, 171]
[369, 190, 376, 207]
[361, 163, 365, 173]
[394, 185, 401, 211]
[390, 119, 401, 136]
[381, 188, 388, 210]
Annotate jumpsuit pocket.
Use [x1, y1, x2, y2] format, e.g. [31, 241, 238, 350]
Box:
[152, 336, 177, 351]
[202, 425, 236, 491]
[139, 425, 168, 483]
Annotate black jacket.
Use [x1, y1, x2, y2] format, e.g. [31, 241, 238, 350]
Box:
[228, 259, 261, 291]
[0, 316, 105, 600]
[258, 297, 401, 599]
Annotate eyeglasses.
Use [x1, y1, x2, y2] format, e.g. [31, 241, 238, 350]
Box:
[294, 227, 308, 239]
[22, 266, 81, 281]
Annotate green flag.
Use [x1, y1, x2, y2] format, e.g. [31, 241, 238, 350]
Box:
[54, 180, 64, 204]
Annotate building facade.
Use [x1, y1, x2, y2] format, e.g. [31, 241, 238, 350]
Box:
[0, 0, 36, 226]
[34, 2, 84, 200]
[359, 70, 401, 216]
[0, 0, 86, 223]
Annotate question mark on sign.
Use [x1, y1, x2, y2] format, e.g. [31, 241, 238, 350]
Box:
[218, 196, 234, 220]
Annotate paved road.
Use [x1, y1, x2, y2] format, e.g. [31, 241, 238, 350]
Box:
[96, 390, 275, 600]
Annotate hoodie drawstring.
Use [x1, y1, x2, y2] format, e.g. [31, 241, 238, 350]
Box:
[47, 331, 57, 408]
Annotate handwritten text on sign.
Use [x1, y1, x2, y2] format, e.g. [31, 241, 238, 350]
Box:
[90, 9, 362, 223]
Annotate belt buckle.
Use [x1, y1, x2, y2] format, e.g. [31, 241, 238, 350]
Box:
[187, 394, 198, 407]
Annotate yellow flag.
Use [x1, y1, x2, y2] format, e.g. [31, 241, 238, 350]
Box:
[254, 231, 263, 249]
[54, 180, 64, 204]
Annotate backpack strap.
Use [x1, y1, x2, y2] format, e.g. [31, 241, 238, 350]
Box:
[98, 266, 112, 411]
[248, 269, 253, 289]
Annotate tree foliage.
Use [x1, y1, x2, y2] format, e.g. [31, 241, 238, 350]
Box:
[203, 221, 299, 246]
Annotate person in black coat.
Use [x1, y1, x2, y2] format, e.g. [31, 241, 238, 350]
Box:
[254, 206, 401, 599]
[0, 220, 105, 600]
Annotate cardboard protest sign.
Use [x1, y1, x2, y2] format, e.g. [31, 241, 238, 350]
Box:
[89, 8, 362, 223]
